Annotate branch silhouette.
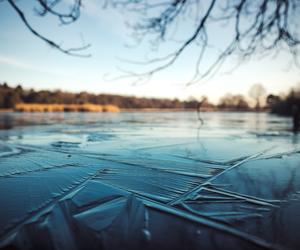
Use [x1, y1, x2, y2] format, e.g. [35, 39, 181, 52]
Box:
[110, 0, 300, 84]
[6, 0, 300, 79]
[8, 0, 91, 57]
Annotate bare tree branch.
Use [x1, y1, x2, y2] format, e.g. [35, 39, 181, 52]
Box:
[7, 0, 90, 57]
[34, 0, 82, 25]
[5, 0, 300, 81]
[109, 0, 300, 85]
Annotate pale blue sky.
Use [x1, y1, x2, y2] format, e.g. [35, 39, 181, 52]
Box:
[0, 0, 299, 103]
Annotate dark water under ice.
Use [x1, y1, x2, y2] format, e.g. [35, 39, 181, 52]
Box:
[0, 112, 299, 250]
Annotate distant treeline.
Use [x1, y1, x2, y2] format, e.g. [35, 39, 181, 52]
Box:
[0, 82, 253, 111]
[0, 83, 196, 110]
[0, 82, 216, 110]
[267, 89, 300, 116]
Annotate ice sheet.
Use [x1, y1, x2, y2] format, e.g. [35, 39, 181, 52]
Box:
[0, 112, 299, 249]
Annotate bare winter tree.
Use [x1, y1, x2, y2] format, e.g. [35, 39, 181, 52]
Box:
[4, 0, 300, 82]
[249, 83, 266, 110]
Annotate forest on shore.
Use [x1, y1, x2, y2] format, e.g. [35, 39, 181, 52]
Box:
[0, 82, 299, 115]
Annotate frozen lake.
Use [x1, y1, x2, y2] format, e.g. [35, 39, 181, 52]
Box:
[0, 112, 299, 249]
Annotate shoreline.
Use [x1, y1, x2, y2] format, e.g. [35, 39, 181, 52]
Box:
[0, 108, 268, 113]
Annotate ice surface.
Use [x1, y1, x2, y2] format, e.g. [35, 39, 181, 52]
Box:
[0, 112, 299, 249]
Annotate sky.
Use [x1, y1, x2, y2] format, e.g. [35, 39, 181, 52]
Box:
[0, 0, 299, 104]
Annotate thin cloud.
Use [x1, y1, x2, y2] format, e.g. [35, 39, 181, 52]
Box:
[0, 55, 71, 77]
